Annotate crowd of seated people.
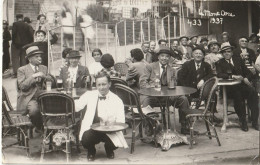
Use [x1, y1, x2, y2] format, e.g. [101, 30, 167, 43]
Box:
[8, 15, 260, 161]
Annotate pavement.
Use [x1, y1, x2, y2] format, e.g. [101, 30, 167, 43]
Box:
[2, 75, 260, 165]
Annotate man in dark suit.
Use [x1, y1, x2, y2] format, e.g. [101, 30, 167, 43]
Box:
[177, 36, 192, 59]
[199, 37, 210, 55]
[17, 46, 53, 131]
[141, 41, 152, 63]
[178, 47, 213, 98]
[216, 43, 259, 131]
[233, 36, 256, 66]
[170, 39, 183, 60]
[188, 36, 199, 49]
[11, 14, 34, 77]
[139, 46, 191, 134]
[126, 48, 149, 92]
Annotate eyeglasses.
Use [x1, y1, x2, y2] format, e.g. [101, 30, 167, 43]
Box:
[240, 40, 248, 43]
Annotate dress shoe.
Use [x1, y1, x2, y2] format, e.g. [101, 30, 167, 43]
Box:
[106, 150, 115, 159]
[87, 153, 95, 161]
[240, 120, 248, 132]
[181, 128, 199, 135]
[212, 116, 222, 124]
[252, 123, 260, 131]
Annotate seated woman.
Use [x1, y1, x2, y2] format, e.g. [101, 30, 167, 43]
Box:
[59, 50, 90, 88]
[100, 53, 121, 77]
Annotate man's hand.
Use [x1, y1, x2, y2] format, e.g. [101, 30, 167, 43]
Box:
[197, 80, 204, 89]
[243, 78, 253, 87]
[32, 72, 46, 79]
[232, 75, 243, 81]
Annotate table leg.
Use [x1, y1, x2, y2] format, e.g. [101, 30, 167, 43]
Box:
[221, 86, 228, 132]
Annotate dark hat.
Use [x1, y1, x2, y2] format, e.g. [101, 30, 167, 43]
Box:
[25, 46, 44, 59]
[179, 36, 189, 41]
[192, 47, 205, 55]
[158, 39, 167, 45]
[200, 37, 208, 43]
[3, 20, 8, 25]
[37, 14, 46, 20]
[249, 33, 257, 39]
[100, 54, 115, 68]
[66, 50, 81, 58]
[190, 35, 198, 40]
[156, 46, 171, 56]
[221, 32, 229, 36]
[62, 48, 72, 59]
[130, 48, 144, 61]
[35, 29, 46, 36]
[16, 14, 23, 19]
[238, 36, 249, 42]
[208, 40, 220, 49]
[23, 17, 31, 23]
[219, 43, 234, 53]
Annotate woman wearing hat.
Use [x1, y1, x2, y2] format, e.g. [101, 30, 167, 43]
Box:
[3, 20, 11, 73]
[100, 54, 120, 77]
[59, 50, 90, 88]
[204, 41, 223, 74]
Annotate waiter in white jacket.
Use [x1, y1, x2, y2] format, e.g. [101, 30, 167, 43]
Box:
[75, 71, 128, 161]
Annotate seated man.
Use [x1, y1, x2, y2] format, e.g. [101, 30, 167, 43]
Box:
[126, 48, 149, 91]
[59, 50, 90, 88]
[74, 72, 128, 161]
[188, 36, 199, 49]
[170, 39, 183, 61]
[177, 36, 192, 59]
[17, 45, 53, 131]
[178, 47, 213, 98]
[216, 43, 259, 131]
[199, 37, 209, 55]
[139, 46, 191, 134]
[141, 41, 152, 63]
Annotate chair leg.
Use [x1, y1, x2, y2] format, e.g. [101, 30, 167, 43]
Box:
[25, 126, 31, 157]
[189, 127, 194, 149]
[40, 129, 47, 162]
[131, 121, 135, 154]
[205, 118, 212, 140]
[65, 129, 71, 162]
[49, 131, 53, 150]
[212, 125, 221, 146]
[76, 131, 81, 153]
[17, 127, 21, 146]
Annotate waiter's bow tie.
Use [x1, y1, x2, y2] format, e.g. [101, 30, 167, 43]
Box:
[99, 96, 106, 100]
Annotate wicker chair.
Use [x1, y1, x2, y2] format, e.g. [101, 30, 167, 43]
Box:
[114, 63, 129, 76]
[38, 92, 81, 162]
[114, 84, 159, 153]
[182, 77, 221, 149]
[110, 77, 128, 93]
[2, 86, 33, 157]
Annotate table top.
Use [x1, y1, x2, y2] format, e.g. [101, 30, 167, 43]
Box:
[138, 86, 197, 97]
[217, 79, 241, 86]
[44, 88, 88, 99]
[91, 123, 128, 133]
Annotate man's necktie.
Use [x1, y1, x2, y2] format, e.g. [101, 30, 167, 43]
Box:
[161, 65, 167, 86]
[196, 63, 200, 70]
[35, 66, 40, 82]
[99, 96, 106, 100]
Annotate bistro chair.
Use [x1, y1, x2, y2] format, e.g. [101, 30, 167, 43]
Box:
[114, 62, 129, 76]
[110, 77, 128, 93]
[38, 92, 81, 162]
[114, 84, 159, 153]
[2, 86, 33, 157]
[182, 77, 221, 149]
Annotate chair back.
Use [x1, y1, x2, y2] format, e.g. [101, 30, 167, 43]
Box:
[114, 84, 145, 119]
[200, 77, 218, 115]
[38, 92, 76, 127]
[2, 86, 14, 111]
[114, 63, 129, 76]
[42, 74, 57, 89]
[110, 77, 128, 93]
[2, 100, 14, 127]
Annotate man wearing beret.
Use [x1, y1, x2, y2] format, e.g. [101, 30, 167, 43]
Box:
[139, 46, 191, 134]
[177, 36, 192, 60]
[178, 47, 214, 98]
[17, 46, 54, 131]
[233, 36, 256, 66]
[11, 14, 34, 77]
[216, 43, 259, 131]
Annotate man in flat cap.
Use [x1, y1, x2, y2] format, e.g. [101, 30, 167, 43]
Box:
[17, 46, 53, 132]
[11, 14, 34, 77]
[188, 36, 199, 49]
[233, 36, 256, 66]
[216, 43, 259, 131]
[140, 46, 191, 134]
[177, 36, 192, 60]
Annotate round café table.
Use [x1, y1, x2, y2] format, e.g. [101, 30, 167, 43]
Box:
[217, 78, 241, 133]
[138, 86, 197, 151]
[44, 88, 88, 99]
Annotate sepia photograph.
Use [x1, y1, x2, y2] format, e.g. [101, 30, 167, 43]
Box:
[1, 0, 260, 164]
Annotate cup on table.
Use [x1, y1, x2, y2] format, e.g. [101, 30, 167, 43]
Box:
[107, 116, 116, 127]
[57, 78, 63, 89]
[46, 81, 52, 91]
